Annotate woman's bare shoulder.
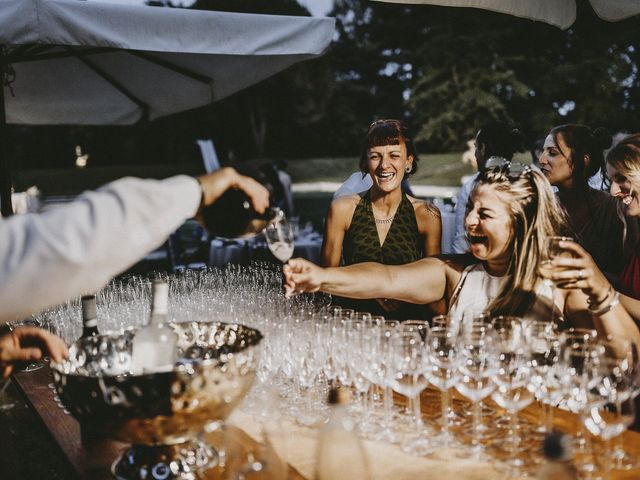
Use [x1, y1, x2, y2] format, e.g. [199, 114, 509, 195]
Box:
[331, 194, 361, 211]
[408, 196, 442, 220]
[327, 194, 361, 224]
[436, 253, 478, 273]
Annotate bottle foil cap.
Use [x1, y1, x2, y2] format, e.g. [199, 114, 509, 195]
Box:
[81, 295, 97, 320]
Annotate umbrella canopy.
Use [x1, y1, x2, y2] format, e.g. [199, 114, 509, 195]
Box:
[0, 0, 335, 215]
[374, 0, 640, 29]
[0, 0, 335, 125]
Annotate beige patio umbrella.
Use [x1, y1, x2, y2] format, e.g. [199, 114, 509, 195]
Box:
[0, 0, 335, 215]
[374, 0, 640, 29]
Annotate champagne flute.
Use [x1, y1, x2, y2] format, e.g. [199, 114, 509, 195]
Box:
[264, 216, 294, 263]
[538, 236, 576, 302]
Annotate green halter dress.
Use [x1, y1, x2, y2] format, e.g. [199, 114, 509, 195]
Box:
[339, 190, 428, 320]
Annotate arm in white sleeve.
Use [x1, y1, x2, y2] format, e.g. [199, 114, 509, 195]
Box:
[0, 175, 201, 324]
[451, 174, 477, 254]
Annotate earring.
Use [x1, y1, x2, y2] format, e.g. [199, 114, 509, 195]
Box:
[405, 165, 411, 173]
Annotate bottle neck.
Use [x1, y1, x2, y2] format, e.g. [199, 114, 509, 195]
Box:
[149, 282, 169, 326]
[149, 311, 168, 326]
[81, 295, 98, 336]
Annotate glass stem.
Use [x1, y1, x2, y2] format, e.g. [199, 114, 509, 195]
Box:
[413, 392, 423, 432]
[604, 436, 614, 474]
[543, 401, 554, 433]
[441, 388, 450, 438]
[472, 400, 482, 456]
[510, 410, 520, 469]
[613, 431, 626, 469]
[383, 386, 393, 428]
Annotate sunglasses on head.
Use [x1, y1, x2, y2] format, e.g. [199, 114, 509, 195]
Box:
[483, 156, 532, 180]
[369, 119, 401, 129]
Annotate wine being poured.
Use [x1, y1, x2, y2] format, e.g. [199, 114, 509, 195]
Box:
[264, 212, 295, 263]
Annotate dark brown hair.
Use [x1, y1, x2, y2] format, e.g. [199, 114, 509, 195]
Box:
[359, 119, 419, 175]
[550, 124, 611, 184]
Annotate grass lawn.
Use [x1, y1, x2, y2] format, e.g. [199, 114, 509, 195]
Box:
[14, 150, 532, 231]
[283, 152, 475, 187]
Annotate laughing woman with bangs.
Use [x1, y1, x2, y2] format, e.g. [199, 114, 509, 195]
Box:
[321, 119, 442, 320]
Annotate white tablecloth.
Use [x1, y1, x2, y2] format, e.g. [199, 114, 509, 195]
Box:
[208, 232, 323, 267]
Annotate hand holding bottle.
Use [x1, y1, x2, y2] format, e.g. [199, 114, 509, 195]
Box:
[197, 167, 270, 214]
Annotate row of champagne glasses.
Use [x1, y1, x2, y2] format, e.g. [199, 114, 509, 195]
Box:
[254, 306, 640, 476]
[31, 259, 640, 476]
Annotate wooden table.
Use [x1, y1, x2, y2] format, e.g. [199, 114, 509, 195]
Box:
[11, 366, 303, 480]
[11, 366, 640, 479]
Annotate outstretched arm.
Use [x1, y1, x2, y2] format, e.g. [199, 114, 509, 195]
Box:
[283, 257, 448, 305]
[0, 167, 269, 324]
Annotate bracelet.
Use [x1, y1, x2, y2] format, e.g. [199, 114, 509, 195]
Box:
[589, 291, 620, 316]
[587, 285, 612, 307]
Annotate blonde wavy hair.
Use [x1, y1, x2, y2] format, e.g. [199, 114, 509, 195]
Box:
[605, 134, 640, 242]
[475, 166, 570, 316]
[606, 133, 640, 194]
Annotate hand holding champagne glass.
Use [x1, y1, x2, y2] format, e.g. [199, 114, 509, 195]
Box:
[542, 239, 614, 306]
[264, 212, 295, 263]
[538, 236, 576, 288]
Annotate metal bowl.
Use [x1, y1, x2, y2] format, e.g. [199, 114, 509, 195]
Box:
[51, 321, 261, 450]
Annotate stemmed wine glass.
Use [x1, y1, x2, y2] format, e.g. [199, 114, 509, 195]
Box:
[390, 329, 432, 456]
[560, 331, 603, 477]
[427, 326, 461, 449]
[525, 320, 561, 436]
[455, 323, 497, 460]
[490, 316, 534, 476]
[264, 216, 295, 263]
[13, 317, 45, 372]
[595, 337, 640, 472]
[583, 338, 636, 476]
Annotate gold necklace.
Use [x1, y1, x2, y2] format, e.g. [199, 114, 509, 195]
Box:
[374, 216, 394, 224]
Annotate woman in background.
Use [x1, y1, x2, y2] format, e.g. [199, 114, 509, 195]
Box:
[603, 133, 640, 301]
[539, 124, 634, 280]
[452, 122, 525, 253]
[321, 119, 441, 319]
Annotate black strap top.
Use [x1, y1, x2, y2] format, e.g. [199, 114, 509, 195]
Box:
[343, 190, 421, 265]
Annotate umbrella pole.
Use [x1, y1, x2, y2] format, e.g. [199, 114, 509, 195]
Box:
[0, 52, 12, 217]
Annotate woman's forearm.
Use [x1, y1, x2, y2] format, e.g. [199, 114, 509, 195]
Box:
[319, 258, 446, 305]
[319, 262, 394, 299]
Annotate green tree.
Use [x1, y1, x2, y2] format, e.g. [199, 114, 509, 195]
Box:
[327, 2, 640, 153]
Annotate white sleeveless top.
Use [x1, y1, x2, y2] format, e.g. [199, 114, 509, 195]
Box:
[447, 263, 558, 325]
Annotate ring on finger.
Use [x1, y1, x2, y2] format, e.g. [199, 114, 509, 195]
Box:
[578, 269, 585, 280]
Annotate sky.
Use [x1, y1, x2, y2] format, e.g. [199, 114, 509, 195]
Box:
[93, 0, 335, 16]
[297, 0, 334, 16]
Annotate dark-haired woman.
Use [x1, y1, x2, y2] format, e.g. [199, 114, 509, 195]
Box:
[321, 119, 442, 320]
[452, 122, 525, 253]
[539, 124, 635, 279]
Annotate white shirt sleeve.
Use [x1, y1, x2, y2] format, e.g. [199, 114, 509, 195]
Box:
[452, 174, 478, 254]
[0, 175, 201, 324]
[333, 172, 373, 199]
